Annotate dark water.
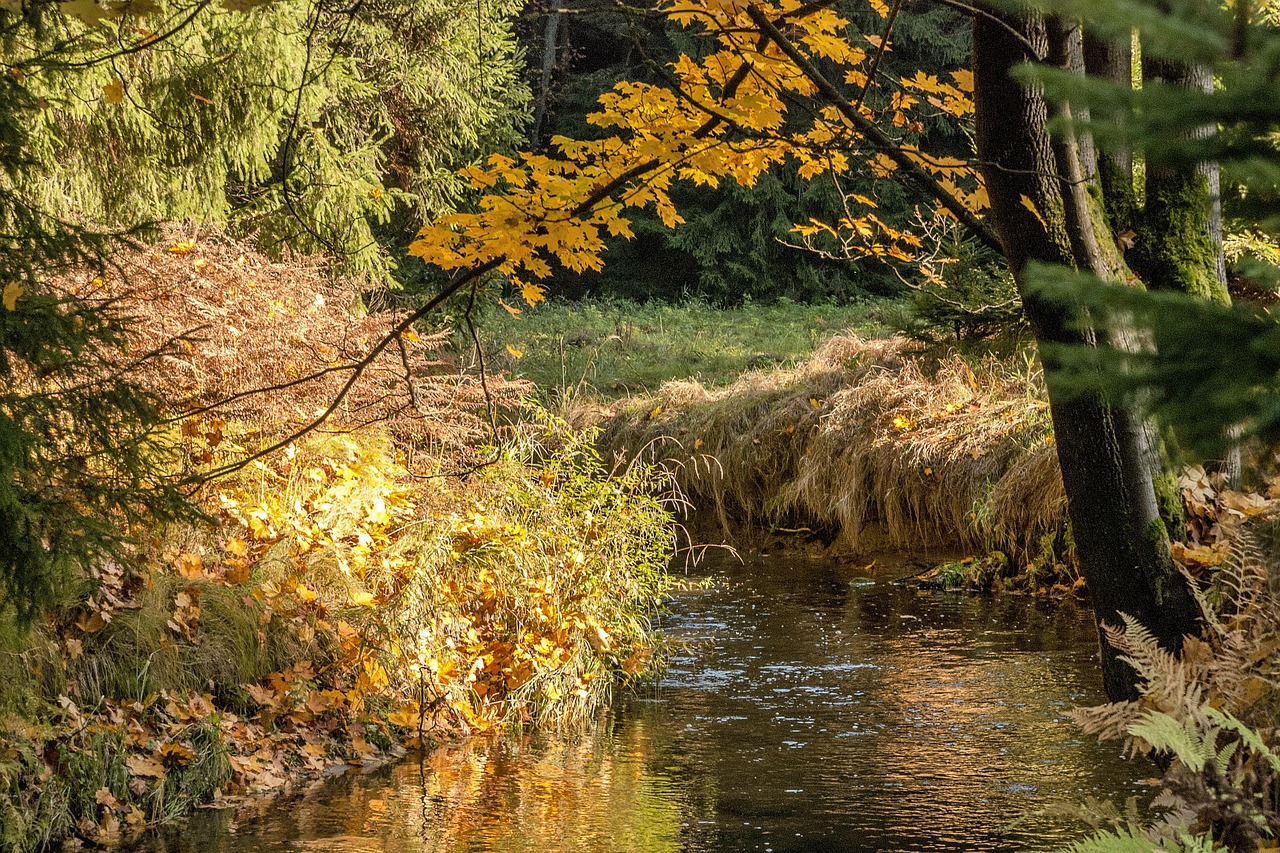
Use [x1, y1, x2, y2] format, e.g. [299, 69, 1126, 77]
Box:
[134, 556, 1140, 852]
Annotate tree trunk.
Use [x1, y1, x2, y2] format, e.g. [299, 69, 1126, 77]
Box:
[1133, 55, 1230, 305]
[1083, 29, 1138, 234]
[530, 10, 561, 151]
[973, 4, 1202, 702]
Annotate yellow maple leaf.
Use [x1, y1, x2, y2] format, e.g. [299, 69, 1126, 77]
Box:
[103, 78, 124, 104]
[505, 344, 523, 359]
[387, 703, 421, 728]
[168, 238, 197, 255]
[1019, 194, 1048, 229]
[520, 281, 546, 307]
[498, 299, 522, 316]
[2, 281, 24, 311]
[173, 552, 204, 578]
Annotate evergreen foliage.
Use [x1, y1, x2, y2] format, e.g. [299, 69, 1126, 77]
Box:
[893, 239, 1024, 342]
[5, 0, 528, 281]
[0, 0, 529, 617]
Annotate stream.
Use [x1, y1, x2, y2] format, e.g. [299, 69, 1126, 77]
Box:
[132, 555, 1141, 852]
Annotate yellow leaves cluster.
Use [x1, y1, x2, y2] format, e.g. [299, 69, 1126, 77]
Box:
[30, 425, 671, 845]
[407, 0, 982, 301]
[899, 69, 975, 119]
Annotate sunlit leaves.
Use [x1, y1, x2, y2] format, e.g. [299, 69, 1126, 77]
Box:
[408, 0, 986, 299]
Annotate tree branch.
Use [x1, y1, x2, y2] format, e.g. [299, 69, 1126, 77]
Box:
[199, 256, 503, 480]
[744, 3, 1003, 254]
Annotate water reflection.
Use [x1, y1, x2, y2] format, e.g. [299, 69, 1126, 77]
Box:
[132, 556, 1137, 853]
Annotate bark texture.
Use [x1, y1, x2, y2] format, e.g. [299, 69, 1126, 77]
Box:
[973, 4, 1202, 702]
[1133, 56, 1229, 304]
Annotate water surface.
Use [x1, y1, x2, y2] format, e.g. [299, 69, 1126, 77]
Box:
[134, 556, 1139, 852]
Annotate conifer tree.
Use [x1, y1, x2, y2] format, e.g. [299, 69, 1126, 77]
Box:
[0, 0, 529, 618]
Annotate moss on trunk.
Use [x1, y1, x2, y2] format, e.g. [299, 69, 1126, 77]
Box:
[1134, 168, 1230, 304]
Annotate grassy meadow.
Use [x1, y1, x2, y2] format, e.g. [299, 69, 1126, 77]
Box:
[472, 298, 894, 399]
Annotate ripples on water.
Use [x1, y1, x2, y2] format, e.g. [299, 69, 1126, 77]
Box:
[132, 556, 1141, 853]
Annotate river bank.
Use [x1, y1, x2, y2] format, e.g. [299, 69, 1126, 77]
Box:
[118, 554, 1143, 853]
[594, 334, 1074, 594]
[0, 239, 678, 851]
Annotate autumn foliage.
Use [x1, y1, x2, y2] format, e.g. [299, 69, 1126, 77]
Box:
[408, 0, 986, 304]
[0, 239, 676, 849]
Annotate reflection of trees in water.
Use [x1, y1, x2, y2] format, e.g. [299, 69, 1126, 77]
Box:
[150, 560, 1130, 853]
[395, 719, 683, 853]
[854, 593, 1124, 846]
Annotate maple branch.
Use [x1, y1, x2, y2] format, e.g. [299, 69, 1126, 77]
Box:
[565, 54, 754, 220]
[745, 3, 1003, 254]
[853, 0, 905, 112]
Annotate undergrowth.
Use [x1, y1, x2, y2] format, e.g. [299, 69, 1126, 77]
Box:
[0, 235, 681, 850]
[1054, 522, 1280, 852]
[0, 410, 675, 849]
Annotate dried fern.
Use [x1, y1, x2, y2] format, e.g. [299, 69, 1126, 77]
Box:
[1059, 829, 1221, 853]
[1062, 529, 1280, 852]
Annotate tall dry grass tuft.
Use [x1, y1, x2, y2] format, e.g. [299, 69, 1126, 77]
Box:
[600, 335, 1064, 562]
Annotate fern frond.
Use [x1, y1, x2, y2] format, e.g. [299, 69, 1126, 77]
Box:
[1070, 700, 1145, 742]
[1127, 710, 1216, 773]
[1204, 707, 1280, 773]
[1106, 615, 1205, 717]
[1057, 827, 1221, 853]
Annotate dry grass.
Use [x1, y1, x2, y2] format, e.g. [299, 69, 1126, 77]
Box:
[599, 335, 1067, 562]
[64, 230, 529, 468]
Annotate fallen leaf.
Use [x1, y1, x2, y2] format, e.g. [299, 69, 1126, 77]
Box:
[1222, 490, 1270, 517]
[125, 754, 166, 780]
[174, 553, 203, 578]
[76, 609, 107, 634]
[159, 742, 196, 765]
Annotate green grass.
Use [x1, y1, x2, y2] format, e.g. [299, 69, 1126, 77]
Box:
[472, 297, 894, 399]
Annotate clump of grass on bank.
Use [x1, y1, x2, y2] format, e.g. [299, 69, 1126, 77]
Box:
[471, 297, 892, 400]
[599, 335, 1070, 579]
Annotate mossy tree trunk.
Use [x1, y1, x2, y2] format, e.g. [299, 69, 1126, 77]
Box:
[973, 5, 1202, 702]
[1083, 30, 1138, 234]
[1133, 56, 1229, 305]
